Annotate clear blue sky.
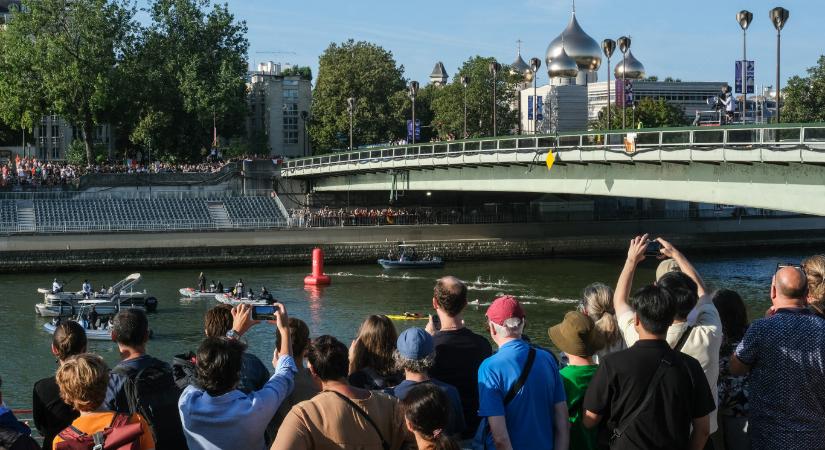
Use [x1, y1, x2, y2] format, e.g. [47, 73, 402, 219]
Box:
[221, 0, 819, 89]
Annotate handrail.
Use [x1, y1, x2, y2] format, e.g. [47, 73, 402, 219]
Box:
[283, 124, 825, 172]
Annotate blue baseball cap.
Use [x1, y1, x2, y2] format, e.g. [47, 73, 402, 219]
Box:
[396, 327, 434, 360]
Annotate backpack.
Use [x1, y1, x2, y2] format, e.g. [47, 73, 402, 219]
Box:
[113, 359, 188, 450]
[55, 414, 142, 450]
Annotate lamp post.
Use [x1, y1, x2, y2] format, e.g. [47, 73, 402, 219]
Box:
[346, 97, 355, 150]
[300, 110, 309, 156]
[601, 39, 616, 132]
[529, 58, 541, 135]
[408, 81, 419, 144]
[460, 76, 470, 138]
[489, 61, 500, 137]
[617, 36, 631, 129]
[770, 7, 789, 124]
[736, 11, 753, 122]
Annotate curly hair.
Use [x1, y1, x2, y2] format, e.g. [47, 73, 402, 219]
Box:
[803, 255, 825, 303]
[56, 353, 110, 412]
[393, 349, 435, 374]
[195, 337, 247, 396]
[204, 305, 234, 338]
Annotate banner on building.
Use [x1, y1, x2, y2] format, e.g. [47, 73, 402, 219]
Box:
[527, 96, 544, 120]
[615, 79, 634, 107]
[406, 119, 421, 141]
[735, 60, 755, 94]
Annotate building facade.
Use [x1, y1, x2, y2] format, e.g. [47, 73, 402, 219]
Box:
[587, 80, 726, 122]
[33, 115, 113, 161]
[247, 62, 312, 157]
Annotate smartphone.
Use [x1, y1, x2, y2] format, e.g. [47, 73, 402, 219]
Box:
[645, 240, 662, 257]
[251, 304, 279, 321]
[432, 314, 441, 331]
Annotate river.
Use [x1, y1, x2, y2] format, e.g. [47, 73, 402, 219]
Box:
[0, 250, 808, 410]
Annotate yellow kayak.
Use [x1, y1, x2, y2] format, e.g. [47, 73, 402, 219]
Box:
[386, 314, 428, 321]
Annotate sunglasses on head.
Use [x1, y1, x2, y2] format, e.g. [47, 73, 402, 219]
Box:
[775, 262, 804, 275]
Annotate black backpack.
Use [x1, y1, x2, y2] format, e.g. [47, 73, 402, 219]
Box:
[113, 359, 188, 450]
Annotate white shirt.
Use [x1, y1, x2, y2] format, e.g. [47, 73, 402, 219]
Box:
[52, 282, 61, 292]
[723, 95, 737, 113]
[618, 298, 723, 433]
[82, 282, 92, 294]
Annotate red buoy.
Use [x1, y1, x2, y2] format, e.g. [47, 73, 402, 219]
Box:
[304, 248, 331, 286]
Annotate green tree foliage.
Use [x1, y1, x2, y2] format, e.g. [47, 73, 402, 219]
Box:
[0, 0, 136, 164]
[310, 40, 407, 152]
[127, 0, 249, 161]
[281, 66, 312, 80]
[782, 55, 825, 123]
[590, 98, 688, 130]
[429, 56, 520, 139]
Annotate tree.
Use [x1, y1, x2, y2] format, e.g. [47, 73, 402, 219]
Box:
[0, 0, 136, 164]
[281, 66, 312, 80]
[782, 55, 825, 123]
[429, 56, 520, 139]
[590, 98, 688, 130]
[310, 40, 407, 153]
[127, 0, 249, 161]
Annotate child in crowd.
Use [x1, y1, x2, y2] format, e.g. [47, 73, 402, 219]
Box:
[549, 311, 606, 450]
[53, 353, 154, 450]
[400, 383, 460, 450]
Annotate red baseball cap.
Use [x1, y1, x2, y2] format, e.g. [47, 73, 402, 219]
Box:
[486, 295, 526, 326]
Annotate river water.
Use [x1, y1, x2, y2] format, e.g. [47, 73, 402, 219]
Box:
[0, 251, 809, 410]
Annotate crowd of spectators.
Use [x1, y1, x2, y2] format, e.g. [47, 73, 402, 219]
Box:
[289, 206, 425, 227]
[2, 239, 825, 449]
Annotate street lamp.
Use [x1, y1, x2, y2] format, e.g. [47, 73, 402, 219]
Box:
[408, 81, 419, 144]
[346, 97, 355, 150]
[736, 11, 753, 122]
[489, 61, 500, 137]
[300, 110, 309, 156]
[529, 58, 541, 135]
[617, 36, 631, 129]
[601, 39, 616, 133]
[770, 6, 789, 123]
[460, 75, 470, 138]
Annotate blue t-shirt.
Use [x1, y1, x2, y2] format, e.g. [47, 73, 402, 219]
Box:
[390, 379, 466, 437]
[476, 339, 566, 450]
[735, 308, 825, 450]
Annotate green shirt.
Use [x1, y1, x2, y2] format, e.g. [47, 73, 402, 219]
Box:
[560, 364, 599, 450]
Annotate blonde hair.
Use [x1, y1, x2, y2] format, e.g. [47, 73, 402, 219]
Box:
[580, 283, 621, 347]
[349, 315, 398, 377]
[56, 353, 110, 412]
[803, 255, 825, 303]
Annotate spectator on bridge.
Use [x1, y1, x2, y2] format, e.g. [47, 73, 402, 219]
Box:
[388, 327, 465, 437]
[179, 303, 296, 450]
[475, 295, 569, 450]
[713, 289, 750, 450]
[583, 284, 715, 450]
[272, 335, 411, 450]
[614, 235, 723, 439]
[53, 354, 155, 450]
[33, 321, 86, 450]
[348, 315, 402, 390]
[731, 266, 825, 450]
[400, 384, 461, 450]
[802, 254, 825, 314]
[579, 282, 624, 360]
[426, 276, 492, 440]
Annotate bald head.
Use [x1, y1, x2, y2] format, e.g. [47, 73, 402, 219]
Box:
[434, 276, 467, 317]
[775, 267, 808, 302]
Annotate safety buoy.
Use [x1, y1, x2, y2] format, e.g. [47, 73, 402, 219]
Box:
[304, 248, 331, 286]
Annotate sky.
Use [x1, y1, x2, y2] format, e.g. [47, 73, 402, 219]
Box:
[208, 0, 819, 89]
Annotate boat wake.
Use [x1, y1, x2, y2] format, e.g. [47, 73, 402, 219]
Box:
[328, 272, 428, 281]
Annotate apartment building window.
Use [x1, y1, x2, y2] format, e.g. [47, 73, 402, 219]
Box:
[51, 146, 60, 160]
[282, 89, 299, 145]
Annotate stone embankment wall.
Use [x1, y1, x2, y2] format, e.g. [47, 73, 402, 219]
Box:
[1, 218, 824, 272]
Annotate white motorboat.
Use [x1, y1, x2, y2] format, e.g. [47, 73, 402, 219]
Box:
[35, 273, 158, 317]
[43, 320, 114, 341]
[215, 293, 269, 306]
[42, 304, 151, 341]
[179, 288, 225, 300]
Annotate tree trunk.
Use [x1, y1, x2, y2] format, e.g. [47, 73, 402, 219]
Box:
[82, 119, 94, 166]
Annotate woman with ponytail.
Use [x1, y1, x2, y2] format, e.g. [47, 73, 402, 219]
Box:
[400, 384, 460, 450]
[579, 282, 625, 360]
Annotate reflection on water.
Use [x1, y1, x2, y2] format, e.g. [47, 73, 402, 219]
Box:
[0, 250, 814, 409]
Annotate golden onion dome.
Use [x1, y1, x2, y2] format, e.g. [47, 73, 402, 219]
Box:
[546, 13, 602, 72]
[614, 50, 646, 80]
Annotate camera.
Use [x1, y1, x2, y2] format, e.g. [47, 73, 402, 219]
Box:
[645, 240, 662, 257]
[251, 304, 279, 321]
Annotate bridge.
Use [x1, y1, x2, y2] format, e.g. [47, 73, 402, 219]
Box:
[281, 124, 825, 216]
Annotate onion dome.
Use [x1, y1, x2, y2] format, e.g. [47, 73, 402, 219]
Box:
[546, 12, 602, 71]
[614, 51, 646, 80]
[547, 45, 579, 79]
[510, 52, 530, 77]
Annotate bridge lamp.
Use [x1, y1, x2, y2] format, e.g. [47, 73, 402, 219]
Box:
[769, 6, 789, 124]
[617, 36, 631, 129]
[601, 39, 617, 133]
[529, 58, 542, 135]
[346, 97, 355, 151]
[489, 61, 501, 137]
[736, 11, 753, 122]
[460, 76, 470, 139]
[408, 81, 420, 144]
